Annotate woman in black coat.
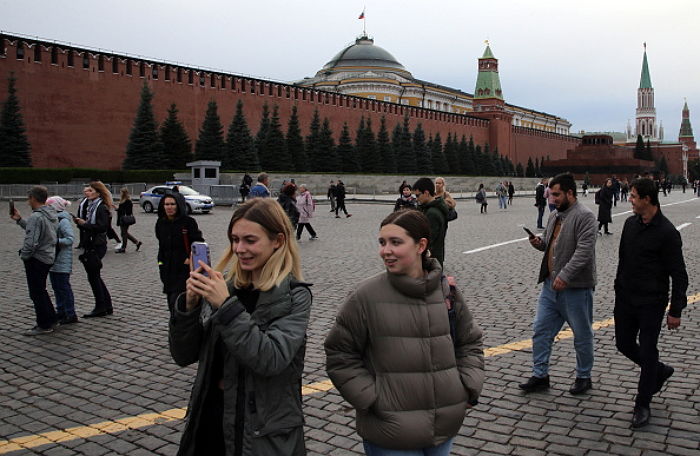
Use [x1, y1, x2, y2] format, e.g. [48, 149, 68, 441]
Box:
[74, 180, 114, 317]
[116, 187, 142, 253]
[156, 192, 203, 312]
[597, 178, 614, 235]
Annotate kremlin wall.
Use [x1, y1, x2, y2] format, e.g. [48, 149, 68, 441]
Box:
[0, 32, 579, 171]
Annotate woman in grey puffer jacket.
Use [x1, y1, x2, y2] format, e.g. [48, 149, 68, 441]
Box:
[325, 210, 484, 455]
[46, 196, 77, 324]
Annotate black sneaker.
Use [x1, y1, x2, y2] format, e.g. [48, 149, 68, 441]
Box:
[632, 405, 651, 428]
[569, 377, 592, 395]
[653, 364, 674, 394]
[60, 315, 79, 325]
[518, 375, 550, 393]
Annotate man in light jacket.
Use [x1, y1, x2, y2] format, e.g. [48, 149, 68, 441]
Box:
[10, 186, 59, 335]
[520, 173, 597, 395]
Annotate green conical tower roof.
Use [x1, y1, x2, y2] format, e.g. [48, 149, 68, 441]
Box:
[679, 100, 694, 138]
[474, 44, 503, 100]
[639, 49, 652, 89]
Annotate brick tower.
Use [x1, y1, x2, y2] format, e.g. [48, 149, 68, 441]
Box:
[679, 100, 696, 151]
[634, 44, 659, 142]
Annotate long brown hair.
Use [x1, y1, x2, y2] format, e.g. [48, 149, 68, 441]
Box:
[215, 198, 302, 291]
[119, 187, 130, 204]
[89, 181, 114, 208]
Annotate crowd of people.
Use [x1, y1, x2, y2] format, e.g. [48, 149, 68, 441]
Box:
[8, 170, 691, 454]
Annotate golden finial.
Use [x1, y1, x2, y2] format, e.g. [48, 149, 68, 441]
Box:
[485, 39, 489, 46]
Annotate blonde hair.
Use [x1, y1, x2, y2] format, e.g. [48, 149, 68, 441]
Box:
[89, 181, 114, 208]
[215, 198, 303, 291]
[119, 187, 131, 204]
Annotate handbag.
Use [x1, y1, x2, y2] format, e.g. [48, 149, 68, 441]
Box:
[121, 214, 136, 226]
[447, 207, 458, 222]
[78, 249, 102, 270]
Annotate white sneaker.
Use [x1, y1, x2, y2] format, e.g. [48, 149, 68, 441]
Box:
[309, 236, 319, 240]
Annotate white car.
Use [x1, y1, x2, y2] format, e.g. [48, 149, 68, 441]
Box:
[139, 185, 214, 214]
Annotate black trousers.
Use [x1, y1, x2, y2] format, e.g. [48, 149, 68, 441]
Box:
[83, 244, 112, 312]
[335, 198, 348, 216]
[614, 300, 666, 407]
[296, 223, 317, 239]
[24, 258, 56, 329]
[120, 225, 139, 249]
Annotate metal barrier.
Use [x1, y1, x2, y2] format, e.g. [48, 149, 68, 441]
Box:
[0, 183, 149, 201]
[208, 185, 239, 206]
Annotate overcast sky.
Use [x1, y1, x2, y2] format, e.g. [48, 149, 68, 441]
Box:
[3, 0, 699, 136]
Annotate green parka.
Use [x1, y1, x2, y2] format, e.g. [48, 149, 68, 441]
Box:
[324, 259, 484, 450]
[169, 274, 311, 456]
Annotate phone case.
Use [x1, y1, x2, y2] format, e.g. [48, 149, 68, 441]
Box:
[191, 242, 211, 276]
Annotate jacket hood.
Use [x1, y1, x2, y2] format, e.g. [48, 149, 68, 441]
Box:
[56, 210, 72, 222]
[157, 191, 188, 220]
[386, 258, 442, 298]
[424, 197, 449, 216]
[36, 205, 59, 223]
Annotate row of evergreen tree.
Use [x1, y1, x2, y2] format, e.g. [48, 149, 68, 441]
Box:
[124, 83, 548, 176]
[0, 74, 32, 167]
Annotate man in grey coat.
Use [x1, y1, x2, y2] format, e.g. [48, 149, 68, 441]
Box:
[10, 186, 59, 335]
[519, 173, 597, 395]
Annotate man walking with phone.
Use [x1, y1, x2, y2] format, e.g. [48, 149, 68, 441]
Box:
[10, 186, 59, 335]
[614, 178, 688, 428]
[520, 173, 597, 395]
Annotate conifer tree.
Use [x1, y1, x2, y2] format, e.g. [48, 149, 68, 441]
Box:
[431, 132, 448, 174]
[391, 123, 403, 172]
[481, 144, 496, 176]
[473, 144, 483, 175]
[644, 139, 653, 161]
[194, 100, 225, 162]
[0, 73, 31, 167]
[413, 123, 432, 173]
[225, 100, 259, 171]
[526, 157, 535, 177]
[633, 134, 645, 159]
[515, 162, 524, 177]
[492, 148, 504, 176]
[356, 117, 380, 173]
[305, 109, 322, 172]
[534, 157, 541, 177]
[285, 105, 306, 172]
[254, 103, 271, 168]
[261, 105, 290, 171]
[658, 155, 669, 175]
[319, 118, 338, 172]
[444, 133, 460, 173]
[337, 122, 360, 172]
[377, 116, 396, 174]
[396, 116, 416, 174]
[123, 83, 164, 169]
[460, 135, 475, 175]
[159, 104, 192, 169]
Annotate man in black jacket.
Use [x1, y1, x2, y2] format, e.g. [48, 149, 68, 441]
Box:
[534, 178, 547, 229]
[614, 178, 688, 429]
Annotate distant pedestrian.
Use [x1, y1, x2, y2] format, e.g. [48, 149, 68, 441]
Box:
[156, 192, 204, 313]
[325, 209, 484, 456]
[248, 172, 271, 198]
[508, 181, 515, 205]
[74, 181, 114, 318]
[476, 183, 488, 214]
[596, 178, 614, 235]
[621, 178, 630, 202]
[46, 196, 78, 325]
[75, 186, 90, 249]
[115, 188, 142, 253]
[612, 175, 621, 207]
[544, 182, 556, 212]
[495, 181, 508, 209]
[327, 180, 337, 212]
[239, 172, 253, 202]
[413, 177, 448, 267]
[535, 178, 547, 229]
[614, 178, 688, 428]
[398, 180, 408, 194]
[10, 186, 59, 335]
[581, 182, 588, 197]
[170, 198, 311, 455]
[277, 183, 300, 228]
[296, 185, 318, 240]
[335, 180, 351, 218]
[520, 173, 597, 396]
[435, 177, 456, 210]
[394, 184, 417, 211]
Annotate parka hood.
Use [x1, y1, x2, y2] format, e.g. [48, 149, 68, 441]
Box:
[157, 191, 188, 220]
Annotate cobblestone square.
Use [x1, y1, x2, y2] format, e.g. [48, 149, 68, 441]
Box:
[1, 192, 699, 455]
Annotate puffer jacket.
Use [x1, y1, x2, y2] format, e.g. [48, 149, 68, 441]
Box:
[296, 191, 314, 224]
[325, 259, 484, 450]
[419, 197, 448, 266]
[169, 274, 312, 456]
[17, 205, 58, 264]
[50, 211, 74, 273]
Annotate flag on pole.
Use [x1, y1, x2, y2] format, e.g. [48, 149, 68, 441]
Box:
[358, 9, 365, 19]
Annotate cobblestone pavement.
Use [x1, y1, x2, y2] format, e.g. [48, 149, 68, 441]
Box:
[1, 191, 699, 456]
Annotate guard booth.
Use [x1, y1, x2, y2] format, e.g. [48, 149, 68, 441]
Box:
[186, 160, 221, 194]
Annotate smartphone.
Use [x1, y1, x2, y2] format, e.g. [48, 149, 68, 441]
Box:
[522, 226, 535, 238]
[191, 242, 211, 276]
[9, 199, 14, 216]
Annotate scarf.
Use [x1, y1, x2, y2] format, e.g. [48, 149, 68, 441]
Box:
[86, 197, 103, 225]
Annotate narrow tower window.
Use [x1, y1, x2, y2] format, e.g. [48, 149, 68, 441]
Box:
[126, 60, 132, 75]
[51, 46, 58, 65]
[83, 54, 89, 69]
[98, 55, 104, 71]
[33, 46, 41, 62]
[16, 43, 24, 59]
[112, 57, 119, 73]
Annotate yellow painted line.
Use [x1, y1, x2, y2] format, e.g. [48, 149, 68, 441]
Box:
[2, 293, 698, 454]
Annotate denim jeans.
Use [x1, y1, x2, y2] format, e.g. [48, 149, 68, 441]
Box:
[498, 195, 507, 209]
[532, 278, 594, 378]
[363, 438, 453, 456]
[24, 258, 56, 329]
[49, 272, 76, 318]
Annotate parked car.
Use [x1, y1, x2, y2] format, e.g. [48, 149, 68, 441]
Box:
[139, 185, 214, 214]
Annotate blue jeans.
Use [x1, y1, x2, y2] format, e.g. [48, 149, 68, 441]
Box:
[532, 278, 594, 378]
[50, 272, 76, 318]
[498, 195, 507, 209]
[363, 438, 453, 456]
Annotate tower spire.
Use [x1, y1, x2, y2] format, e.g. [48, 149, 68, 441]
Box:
[633, 44, 657, 142]
[640, 44, 652, 89]
[473, 41, 504, 112]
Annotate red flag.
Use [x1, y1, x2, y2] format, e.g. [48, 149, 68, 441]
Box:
[358, 10, 365, 19]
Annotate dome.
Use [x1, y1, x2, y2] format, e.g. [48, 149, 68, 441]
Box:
[321, 36, 409, 73]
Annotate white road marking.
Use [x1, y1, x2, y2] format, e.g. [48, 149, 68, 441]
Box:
[676, 223, 692, 231]
[464, 198, 700, 255]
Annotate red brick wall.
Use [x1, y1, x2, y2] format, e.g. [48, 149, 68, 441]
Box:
[0, 36, 578, 171]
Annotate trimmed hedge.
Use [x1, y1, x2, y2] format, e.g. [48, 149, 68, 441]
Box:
[0, 168, 186, 184]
